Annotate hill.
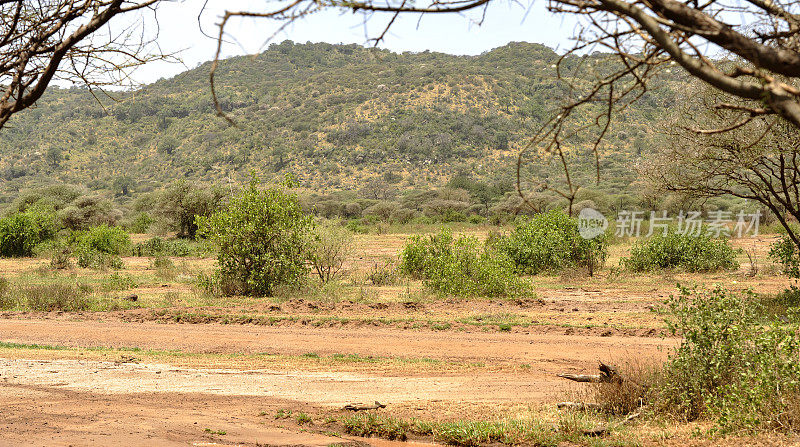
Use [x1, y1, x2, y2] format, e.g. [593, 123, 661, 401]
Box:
[0, 40, 681, 210]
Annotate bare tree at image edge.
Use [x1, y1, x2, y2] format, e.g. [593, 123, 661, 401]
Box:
[0, 0, 171, 129]
[647, 88, 800, 249]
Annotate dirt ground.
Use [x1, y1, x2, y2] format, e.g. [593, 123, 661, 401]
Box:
[0, 231, 796, 446]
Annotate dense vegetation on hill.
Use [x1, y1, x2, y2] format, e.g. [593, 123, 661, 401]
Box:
[0, 40, 683, 213]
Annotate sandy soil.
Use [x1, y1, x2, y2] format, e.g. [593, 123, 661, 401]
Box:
[0, 318, 676, 445]
[0, 382, 391, 447]
[0, 233, 789, 445]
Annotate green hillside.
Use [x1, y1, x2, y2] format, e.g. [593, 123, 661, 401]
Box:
[0, 40, 680, 211]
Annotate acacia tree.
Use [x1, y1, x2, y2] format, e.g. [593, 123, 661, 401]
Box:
[647, 85, 800, 249]
[0, 0, 167, 128]
[207, 0, 800, 216]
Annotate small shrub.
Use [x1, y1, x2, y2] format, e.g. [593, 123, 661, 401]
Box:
[309, 222, 353, 283]
[624, 232, 739, 272]
[77, 224, 130, 255]
[366, 259, 399, 286]
[399, 229, 529, 297]
[344, 219, 369, 234]
[658, 286, 800, 431]
[0, 207, 57, 257]
[76, 249, 124, 270]
[49, 243, 73, 270]
[75, 225, 130, 270]
[126, 212, 154, 234]
[494, 210, 607, 275]
[295, 412, 312, 425]
[151, 256, 176, 280]
[195, 272, 221, 297]
[468, 214, 485, 224]
[770, 233, 800, 278]
[132, 237, 167, 256]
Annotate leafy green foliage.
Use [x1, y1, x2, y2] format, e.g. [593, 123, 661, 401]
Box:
[197, 178, 314, 296]
[769, 233, 800, 278]
[494, 210, 607, 275]
[132, 236, 203, 257]
[0, 206, 57, 257]
[399, 229, 529, 297]
[126, 212, 154, 233]
[624, 232, 739, 272]
[659, 286, 800, 431]
[74, 224, 130, 269]
[0, 41, 682, 212]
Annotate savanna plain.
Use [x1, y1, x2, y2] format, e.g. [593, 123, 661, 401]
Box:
[0, 226, 795, 447]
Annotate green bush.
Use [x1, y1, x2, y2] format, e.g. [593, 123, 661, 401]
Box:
[132, 237, 199, 257]
[75, 224, 130, 269]
[659, 286, 800, 431]
[0, 207, 57, 257]
[126, 212, 154, 233]
[399, 229, 529, 297]
[76, 224, 130, 255]
[769, 233, 800, 278]
[624, 232, 738, 272]
[197, 178, 314, 297]
[494, 210, 606, 275]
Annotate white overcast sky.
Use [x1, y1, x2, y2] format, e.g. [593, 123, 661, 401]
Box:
[128, 0, 580, 84]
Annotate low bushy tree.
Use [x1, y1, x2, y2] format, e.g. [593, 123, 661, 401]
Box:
[0, 206, 57, 257]
[659, 286, 800, 431]
[197, 178, 314, 296]
[624, 232, 738, 272]
[399, 229, 529, 297]
[770, 232, 800, 279]
[156, 181, 227, 239]
[75, 224, 131, 269]
[495, 210, 606, 275]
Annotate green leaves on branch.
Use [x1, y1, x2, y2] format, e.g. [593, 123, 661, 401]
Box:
[493, 210, 607, 275]
[624, 232, 738, 272]
[399, 228, 530, 298]
[198, 179, 314, 297]
[0, 206, 57, 257]
[660, 286, 800, 431]
[769, 232, 800, 279]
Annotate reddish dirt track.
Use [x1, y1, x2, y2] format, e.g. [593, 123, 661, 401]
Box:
[0, 317, 674, 373]
[0, 318, 677, 445]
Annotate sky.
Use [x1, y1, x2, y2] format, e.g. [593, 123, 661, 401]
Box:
[127, 0, 581, 84]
